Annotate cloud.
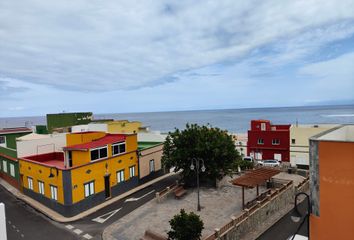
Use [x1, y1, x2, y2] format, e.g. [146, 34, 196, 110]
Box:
[1, 0, 354, 92]
[0, 79, 29, 99]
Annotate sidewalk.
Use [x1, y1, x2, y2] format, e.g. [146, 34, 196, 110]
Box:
[0, 172, 178, 223]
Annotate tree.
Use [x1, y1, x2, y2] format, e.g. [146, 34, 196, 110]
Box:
[162, 123, 241, 183]
[168, 209, 204, 240]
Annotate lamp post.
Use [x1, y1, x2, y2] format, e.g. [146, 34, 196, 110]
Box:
[291, 192, 311, 240]
[190, 158, 206, 211]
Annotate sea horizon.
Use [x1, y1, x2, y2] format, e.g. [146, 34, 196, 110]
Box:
[1, 104, 353, 133]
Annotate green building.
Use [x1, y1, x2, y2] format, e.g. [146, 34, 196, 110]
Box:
[46, 112, 93, 133]
[0, 127, 32, 188]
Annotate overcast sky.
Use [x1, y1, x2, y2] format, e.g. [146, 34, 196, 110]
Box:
[1, 0, 354, 117]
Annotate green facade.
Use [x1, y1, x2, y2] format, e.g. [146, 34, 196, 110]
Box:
[36, 125, 49, 134]
[0, 155, 19, 181]
[1, 132, 29, 150]
[46, 112, 93, 133]
[0, 131, 31, 186]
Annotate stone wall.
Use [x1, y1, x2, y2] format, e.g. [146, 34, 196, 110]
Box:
[216, 183, 295, 240]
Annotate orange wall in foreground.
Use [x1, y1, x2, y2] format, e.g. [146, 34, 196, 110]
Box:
[310, 141, 354, 240]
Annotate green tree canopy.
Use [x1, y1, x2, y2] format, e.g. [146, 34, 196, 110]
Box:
[168, 209, 204, 240]
[162, 123, 241, 183]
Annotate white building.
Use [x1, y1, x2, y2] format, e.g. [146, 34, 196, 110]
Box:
[232, 133, 248, 157]
[16, 133, 67, 158]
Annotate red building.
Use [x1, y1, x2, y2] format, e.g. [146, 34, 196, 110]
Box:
[247, 120, 290, 162]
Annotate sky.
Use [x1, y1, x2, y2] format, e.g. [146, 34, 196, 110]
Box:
[1, 0, 354, 117]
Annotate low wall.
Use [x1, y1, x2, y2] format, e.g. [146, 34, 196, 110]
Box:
[204, 181, 295, 240]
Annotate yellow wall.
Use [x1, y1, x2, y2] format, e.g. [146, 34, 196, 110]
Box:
[66, 132, 106, 146]
[19, 159, 64, 204]
[70, 151, 138, 203]
[107, 121, 142, 134]
[68, 134, 139, 203]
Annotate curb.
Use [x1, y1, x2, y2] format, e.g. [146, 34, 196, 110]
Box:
[0, 172, 178, 223]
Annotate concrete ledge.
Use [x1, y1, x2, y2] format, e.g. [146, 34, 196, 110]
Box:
[0, 172, 178, 222]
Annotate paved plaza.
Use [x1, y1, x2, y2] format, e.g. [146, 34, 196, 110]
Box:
[103, 172, 304, 240]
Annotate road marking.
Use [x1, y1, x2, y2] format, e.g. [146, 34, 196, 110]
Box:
[12, 225, 16, 229]
[8, 220, 11, 224]
[124, 190, 155, 202]
[21, 234, 24, 238]
[73, 228, 83, 235]
[66, 224, 74, 230]
[16, 229, 19, 232]
[83, 234, 93, 239]
[92, 208, 122, 224]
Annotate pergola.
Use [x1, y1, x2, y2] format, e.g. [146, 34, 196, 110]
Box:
[231, 168, 281, 209]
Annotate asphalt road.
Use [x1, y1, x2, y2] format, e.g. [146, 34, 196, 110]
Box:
[68, 174, 179, 239]
[0, 186, 76, 240]
[0, 174, 179, 240]
[257, 199, 308, 240]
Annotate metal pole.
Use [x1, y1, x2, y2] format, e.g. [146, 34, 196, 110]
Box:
[197, 159, 201, 211]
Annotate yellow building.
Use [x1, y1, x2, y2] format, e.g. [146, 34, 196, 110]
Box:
[19, 132, 139, 217]
[290, 124, 337, 168]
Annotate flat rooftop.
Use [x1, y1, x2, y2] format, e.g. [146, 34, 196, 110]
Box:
[315, 125, 354, 142]
[22, 152, 65, 169]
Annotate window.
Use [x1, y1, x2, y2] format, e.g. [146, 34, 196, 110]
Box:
[38, 181, 45, 195]
[149, 159, 155, 173]
[27, 177, 33, 190]
[261, 123, 266, 131]
[129, 165, 136, 178]
[2, 161, 7, 173]
[112, 142, 126, 156]
[90, 146, 108, 161]
[10, 163, 15, 177]
[50, 185, 58, 201]
[117, 170, 125, 183]
[68, 151, 73, 167]
[272, 139, 280, 145]
[84, 181, 95, 197]
[291, 139, 296, 144]
[0, 136, 5, 146]
[257, 138, 264, 145]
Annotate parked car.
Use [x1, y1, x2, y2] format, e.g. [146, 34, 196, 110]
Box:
[259, 159, 280, 167]
[243, 156, 254, 162]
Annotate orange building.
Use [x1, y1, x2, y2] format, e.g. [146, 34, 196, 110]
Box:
[309, 125, 354, 240]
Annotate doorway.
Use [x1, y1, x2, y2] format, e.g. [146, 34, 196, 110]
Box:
[104, 175, 111, 199]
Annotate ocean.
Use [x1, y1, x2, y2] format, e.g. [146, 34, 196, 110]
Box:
[1, 105, 353, 133]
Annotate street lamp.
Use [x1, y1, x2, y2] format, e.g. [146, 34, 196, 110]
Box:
[190, 158, 206, 211]
[291, 192, 311, 240]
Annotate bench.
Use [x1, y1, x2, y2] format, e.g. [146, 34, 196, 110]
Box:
[140, 229, 167, 240]
[174, 186, 187, 199]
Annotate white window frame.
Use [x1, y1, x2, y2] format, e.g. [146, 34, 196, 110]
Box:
[27, 177, 33, 190]
[149, 159, 155, 173]
[38, 181, 45, 195]
[261, 123, 266, 131]
[272, 139, 280, 145]
[9, 163, 15, 177]
[112, 142, 126, 156]
[90, 146, 108, 161]
[116, 169, 125, 183]
[0, 136, 6, 147]
[84, 181, 95, 198]
[50, 185, 58, 201]
[2, 161, 7, 173]
[129, 165, 135, 178]
[258, 138, 264, 145]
